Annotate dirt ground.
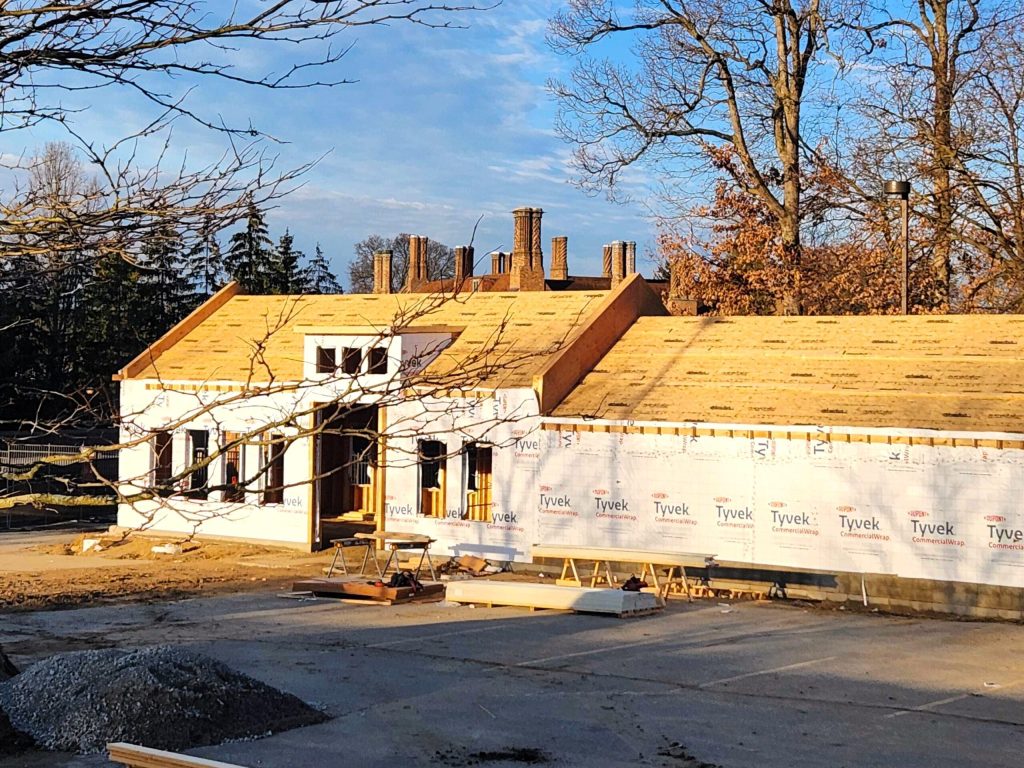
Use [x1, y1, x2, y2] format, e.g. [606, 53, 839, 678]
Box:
[0, 531, 336, 612]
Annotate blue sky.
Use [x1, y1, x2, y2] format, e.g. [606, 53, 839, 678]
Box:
[16, 1, 656, 288]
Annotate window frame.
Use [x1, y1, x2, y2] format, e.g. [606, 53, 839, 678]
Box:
[315, 346, 336, 374]
[418, 439, 447, 517]
[222, 431, 245, 503]
[185, 429, 209, 500]
[367, 346, 389, 374]
[262, 432, 286, 505]
[341, 347, 362, 375]
[463, 441, 493, 522]
[152, 431, 174, 495]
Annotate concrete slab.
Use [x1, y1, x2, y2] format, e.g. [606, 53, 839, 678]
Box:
[1, 595, 1022, 768]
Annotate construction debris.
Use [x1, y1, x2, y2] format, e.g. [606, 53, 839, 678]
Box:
[0, 646, 327, 754]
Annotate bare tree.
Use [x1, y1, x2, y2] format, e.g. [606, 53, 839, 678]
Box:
[0, 2, 478, 267]
[348, 233, 454, 292]
[842, 0, 1024, 310]
[550, 0, 834, 313]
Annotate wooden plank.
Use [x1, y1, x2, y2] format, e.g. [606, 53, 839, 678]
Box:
[531, 545, 712, 568]
[292, 577, 444, 603]
[107, 742, 246, 768]
[444, 580, 660, 615]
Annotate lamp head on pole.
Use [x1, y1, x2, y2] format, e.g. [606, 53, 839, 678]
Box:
[883, 180, 911, 199]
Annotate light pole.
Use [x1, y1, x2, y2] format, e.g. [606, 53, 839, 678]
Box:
[883, 180, 911, 315]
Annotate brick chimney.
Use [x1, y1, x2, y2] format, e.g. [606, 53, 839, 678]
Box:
[373, 250, 393, 294]
[454, 245, 474, 286]
[490, 251, 506, 274]
[406, 235, 429, 291]
[510, 207, 531, 290]
[530, 208, 543, 273]
[610, 240, 627, 288]
[626, 241, 637, 274]
[602, 244, 612, 278]
[550, 236, 568, 281]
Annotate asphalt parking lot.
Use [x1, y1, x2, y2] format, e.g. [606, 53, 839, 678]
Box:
[2, 593, 1023, 767]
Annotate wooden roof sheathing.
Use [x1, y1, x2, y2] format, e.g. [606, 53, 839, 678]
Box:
[127, 290, 608, 389]
[552, 315, 1024, 433]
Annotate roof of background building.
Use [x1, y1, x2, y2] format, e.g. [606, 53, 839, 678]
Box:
[125, 289, 608, 390]
[553, 314, 1024, 433]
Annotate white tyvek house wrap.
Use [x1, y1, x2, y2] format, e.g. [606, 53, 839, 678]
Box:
[383, 389, 541, 561]
[537, 423, 1024, 588]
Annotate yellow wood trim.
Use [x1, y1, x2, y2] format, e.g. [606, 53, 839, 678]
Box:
[115, 281, 241, 380]
[541, 422, 1024, 450]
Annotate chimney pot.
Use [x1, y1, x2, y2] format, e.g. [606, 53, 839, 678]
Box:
[602, 244, 612, 278]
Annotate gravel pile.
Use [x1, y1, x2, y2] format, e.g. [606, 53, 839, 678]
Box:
[0, 646, 327, 754]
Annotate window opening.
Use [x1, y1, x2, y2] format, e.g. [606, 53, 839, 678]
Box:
[222, 431, 244, 502]
[419, 440, 446, 517]
[185, 429, 209, 499]
[368, 346, 388, 374]
[341, 347, 361, 374]
[316, 346, 336, 374]
[152, 431, 173, 495]
[262, 433, 286, 505]
[464, 442, 493, 522]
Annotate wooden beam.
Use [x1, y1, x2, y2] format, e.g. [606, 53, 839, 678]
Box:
[107, 742, 247, 768]
[532, 273, 667, 414]
[114, 282, 241, 380]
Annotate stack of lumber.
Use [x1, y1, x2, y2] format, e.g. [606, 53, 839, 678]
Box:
[445, 581, 659, 617]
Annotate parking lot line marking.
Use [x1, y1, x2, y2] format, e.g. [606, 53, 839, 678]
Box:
[885, 677, 1024, 719]
[698, 656, 838, 688]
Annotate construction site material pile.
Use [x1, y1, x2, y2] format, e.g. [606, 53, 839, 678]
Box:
[0, 646, 327, 754]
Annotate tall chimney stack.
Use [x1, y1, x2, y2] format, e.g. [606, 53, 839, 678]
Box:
[602, 244, 612, 278]
[530, 208, 543, 273]
[510, 207, 532, 289]
[550, 236, 568, 281]
[626, 241, 637, 274]
[373, 250, 393, 294]
[610, 240, 626, 287]
[454, 245, 474, 286]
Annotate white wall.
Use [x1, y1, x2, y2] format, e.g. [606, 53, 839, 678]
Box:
[382, 388, 541, 561]
[534, 422, 1024, 588]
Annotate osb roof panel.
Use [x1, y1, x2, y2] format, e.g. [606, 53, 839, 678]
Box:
[553, 315, 1024, 432]
[131, 290, 607, 388]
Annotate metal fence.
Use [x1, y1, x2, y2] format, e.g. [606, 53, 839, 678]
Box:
[1, 443, 119, 530]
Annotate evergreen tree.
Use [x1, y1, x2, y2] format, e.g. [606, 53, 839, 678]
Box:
[303, 243, 342, 294]
[80, 252, 146, 393]
[273, 229, 305, 294]
[137, 224, 197, 342]
[190, 215, 224, 297]
[224, 203, 274, 293]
